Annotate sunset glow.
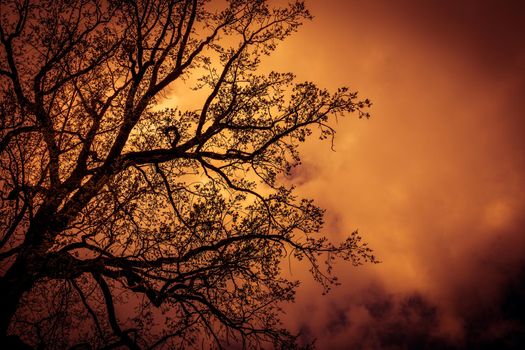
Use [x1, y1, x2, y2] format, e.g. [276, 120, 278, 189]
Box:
[1, 0, 524, 348]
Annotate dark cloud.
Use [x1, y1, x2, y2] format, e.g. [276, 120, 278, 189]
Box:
[283, 160, 320, 187]
[294, 285, 443, 349]
[454, 266, 525, 349]
[295, 277, 525, 349]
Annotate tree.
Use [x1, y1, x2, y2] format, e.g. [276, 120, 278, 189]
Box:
[0, 0, 374, 348]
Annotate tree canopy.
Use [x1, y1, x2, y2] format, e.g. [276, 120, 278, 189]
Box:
[0, 0, 374, 348]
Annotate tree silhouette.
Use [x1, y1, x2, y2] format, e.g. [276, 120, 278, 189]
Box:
[0, 0, 374, 348]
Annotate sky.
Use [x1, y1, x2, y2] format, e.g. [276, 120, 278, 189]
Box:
[2, 0, 524, 348]
[260, 0, 525, 348]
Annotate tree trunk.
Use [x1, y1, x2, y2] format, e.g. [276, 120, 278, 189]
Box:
[0, 254, 35, 337]
[0, 258, 34, 337]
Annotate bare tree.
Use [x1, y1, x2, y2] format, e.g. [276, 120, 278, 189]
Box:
[0, 0, 374, 348]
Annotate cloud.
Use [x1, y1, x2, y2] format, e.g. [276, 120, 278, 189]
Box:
[272, 0, 525, 348]
[294, 276, 525, 349]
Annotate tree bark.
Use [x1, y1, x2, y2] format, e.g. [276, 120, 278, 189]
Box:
[0, 256, 34, 337]
[0, 211, 55, 337]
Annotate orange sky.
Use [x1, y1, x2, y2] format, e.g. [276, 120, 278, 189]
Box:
[259, 0, 525, 348]
[3, 1, 523, 348]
